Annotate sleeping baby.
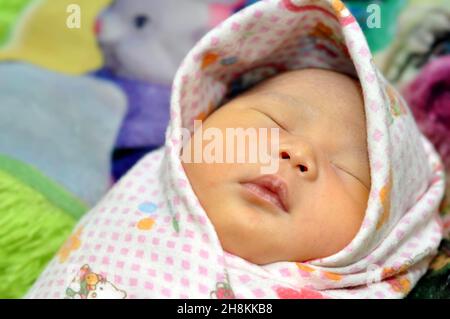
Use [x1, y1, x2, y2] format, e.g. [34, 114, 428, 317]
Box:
[182, 68, 371, 266]
[26, 0, 445, 299]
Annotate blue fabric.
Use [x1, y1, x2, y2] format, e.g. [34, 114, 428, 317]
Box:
[93, 68, 171, 180]
[0, 62, 127, 206]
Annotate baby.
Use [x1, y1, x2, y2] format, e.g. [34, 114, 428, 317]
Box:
[26, 0, 445, 299]
[182, 68, 370, 265]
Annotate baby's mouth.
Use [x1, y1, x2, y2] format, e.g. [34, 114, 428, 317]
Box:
[240, 175, 289, 213]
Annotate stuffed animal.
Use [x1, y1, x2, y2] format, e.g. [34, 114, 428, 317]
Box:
[96, 0, 215, 84]
[0, 0, 110, 74]
[92, 0, 246, 179]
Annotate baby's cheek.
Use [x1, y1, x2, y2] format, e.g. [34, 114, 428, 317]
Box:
[214, 206, 263, 256]
[287, 181, 363, 260]
[312, 195, 364, 257]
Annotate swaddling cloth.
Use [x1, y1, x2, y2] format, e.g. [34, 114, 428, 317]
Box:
[26, 0, 445, 299]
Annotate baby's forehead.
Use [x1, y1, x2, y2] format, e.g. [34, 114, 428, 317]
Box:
[250, 69, 361, 96]
[241, 69, 364, 115]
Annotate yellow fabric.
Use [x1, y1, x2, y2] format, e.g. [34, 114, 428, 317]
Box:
[0, 0, 111, 74]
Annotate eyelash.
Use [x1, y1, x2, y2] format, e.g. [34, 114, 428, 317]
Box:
[332, 162, 366, 186]
[251, 108, 287, 130]
[332, 162, 349, 175]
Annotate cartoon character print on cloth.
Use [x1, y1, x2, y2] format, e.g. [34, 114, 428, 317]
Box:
[57, 227, 83, 264]
[283, 0, 356, 26]
[376, 169, 392, 231]
[136, 201, 158, 231]
[136, 200, 181, 233]
[380, 247, 435, 295]
[209, 273, 236, 299]
[26, 0, 446, 299]
[65, 264, 127, 299]
[372, 59, 409, 126]
[300, 21, 350, 60]
[274, 285, 327, 299]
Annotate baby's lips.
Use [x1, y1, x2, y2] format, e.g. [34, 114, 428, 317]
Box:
[242, 174, 290, 212]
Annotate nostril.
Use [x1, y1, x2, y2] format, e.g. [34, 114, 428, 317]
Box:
[299, 164, 308, 172]
[281, 151, 290, 159]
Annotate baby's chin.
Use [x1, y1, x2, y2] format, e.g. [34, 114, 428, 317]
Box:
[211, 205, 337, 265]
[221, 239, 285, 265]
[206, 205, 294, 265]
[221, 240, 309, 265]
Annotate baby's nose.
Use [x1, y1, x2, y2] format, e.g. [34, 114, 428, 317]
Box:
[279, 142, 318, 180]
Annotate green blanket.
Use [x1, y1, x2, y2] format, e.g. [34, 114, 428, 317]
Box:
[0, 154, 87, 298]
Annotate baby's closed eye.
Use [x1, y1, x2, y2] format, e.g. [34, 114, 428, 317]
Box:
[248, 106, 368, 189]
[249, 107, 289, 131]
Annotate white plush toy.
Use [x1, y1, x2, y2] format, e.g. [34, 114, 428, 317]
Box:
[95, 0, 244, 84]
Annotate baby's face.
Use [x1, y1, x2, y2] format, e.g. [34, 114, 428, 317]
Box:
[182, 69, 370, 265]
